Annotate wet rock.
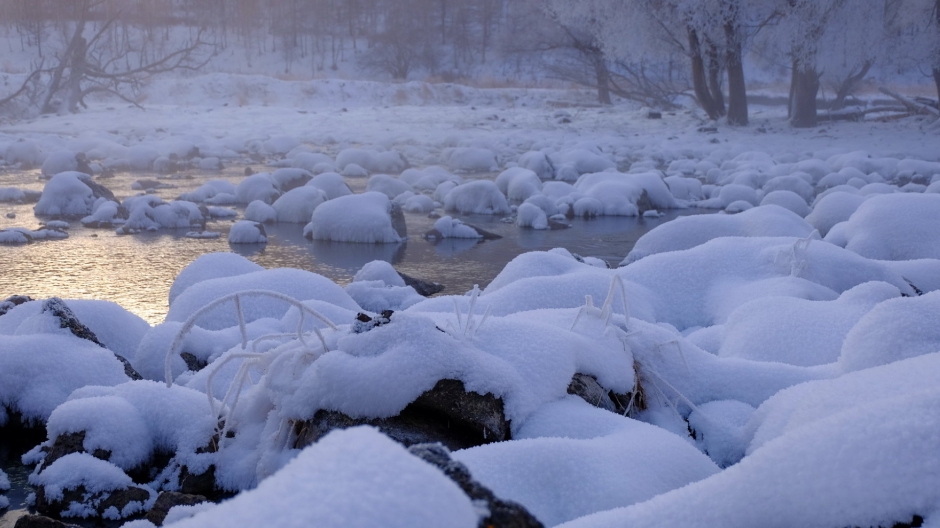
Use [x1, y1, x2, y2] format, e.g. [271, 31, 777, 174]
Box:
[390, 202, 407, 239]
[293, 379, 510, 451]
[41, 431, 92, 469]
[567, 373, 618, 413]
[647, 111, 663, 119]
[41, 298, 142, 380]
[76, 173, 116, 202]
[180, 352, 208, 372]
[13, 514, 80, 528]
[0, 294, 33, 316]
[146, 492, 208, 526]
[409, 443, 543, 528]
[398, 272, 444, 296]
[636, 189, 654, 217]
[179, 465, 217, 497]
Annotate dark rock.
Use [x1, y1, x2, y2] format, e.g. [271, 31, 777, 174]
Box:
[133, 179, 165, 190]
[635, 189, 654, 217]
[35, 483, 151, 519]
[42, 431, 89, 469]
[647, 111, 662, 119]
[244, 166, 255, 176]
[96, 486, 152, 515]
[567, 374, 618, 413]
[0, 294, 33, 316]
[389, 202, 407, 239]
[76, 174, 116, 202]
[409, 443, 543, 528]
[180, 352, 208, 372]
[697, 126, 719, 133]
[179, 465, 217, 497]
[352, 310, 394, 333]
[146, 492, 208, 526]
[41, 297, 142, 380]
[74, 153, 93, 176]
[13, 514, 80, 528]
[398, 272, 444, 296]
[547, 219, 570, 230]
[903, 278, 924, 297]
[293, 379, 510, 451]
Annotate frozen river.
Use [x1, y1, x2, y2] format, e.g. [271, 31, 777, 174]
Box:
[0, 167, 706, 324]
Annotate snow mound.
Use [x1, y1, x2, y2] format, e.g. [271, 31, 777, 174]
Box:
[759, 190, 810, 217]
[495, 167, 542, 201]
[120, 195, 205, 232]
[164, 427, 477, 528]
[335, 148, 407, 174]
[304, 192, 405, 243]
[718, 281, 902, 367]
[235, 173, 280, 204]
[306, 172, 352, 200]
[428, 216, 483, 239]
[516, 202, 548, 229]
[838, 290, 940, 373]
[824, 193, 940, 260]
[271, 186, 327, 223]
[243, 200, 277, 223]
[34, 172, 98, 216]
[169, 252, 265, 305]
[443, 180, 511, 215]
[367, 174, 414, 199]
[623, 205, 814, 264]
[455, 397, 719, 526]
[444, 147, 498, 173]
[804, 191, 866, 236]
[228, 221, 267, 244]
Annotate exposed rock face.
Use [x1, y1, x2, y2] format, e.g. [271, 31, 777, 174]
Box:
[146, 492, 208, 526]
[409, 443, 543, 528]
[293, 379, 510, 451]
[398, 272, 445, 296]
[76, 174, 116, 203]
[41, 297, 142, 380]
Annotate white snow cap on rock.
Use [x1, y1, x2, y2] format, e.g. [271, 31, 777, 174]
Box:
[304, 191, 404, 243]
[443, 180, 511, 215]
[34, 172, 98, 216]
[227, 221, 267, 244]
[164, 427, 478, 528]
[825, 193, 940, 260]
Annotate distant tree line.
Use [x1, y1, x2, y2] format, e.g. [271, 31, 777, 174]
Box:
[0, 0, 938, 127]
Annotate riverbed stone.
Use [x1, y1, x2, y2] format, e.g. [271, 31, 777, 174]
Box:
[12, 514, 80, 528]
[145, 492, 208, 526]
[41, 298, 142, 380]
[293, 379, 510, 451]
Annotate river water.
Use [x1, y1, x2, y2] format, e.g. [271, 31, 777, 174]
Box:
[0, 168, 706, 325]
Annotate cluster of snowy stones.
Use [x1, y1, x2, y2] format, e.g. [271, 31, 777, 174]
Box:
[3, 151, 940, 527]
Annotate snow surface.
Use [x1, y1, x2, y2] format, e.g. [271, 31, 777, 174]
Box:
[163, 427, 477, 528]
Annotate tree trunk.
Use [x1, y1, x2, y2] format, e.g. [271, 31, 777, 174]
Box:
[593, 51, 612, 105]
[790, 60, 819, 128]
[706, 45, 725, 116]
[724, 22, 748, 126]
[934, 68, 940, 103]
[832, 61, 872, 110]
[688, 28, 722, 120]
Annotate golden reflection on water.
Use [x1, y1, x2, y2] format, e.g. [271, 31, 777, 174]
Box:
[1, 169, 705, 325]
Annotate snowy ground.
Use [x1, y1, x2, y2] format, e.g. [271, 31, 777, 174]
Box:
[2, 74, 940, 528]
